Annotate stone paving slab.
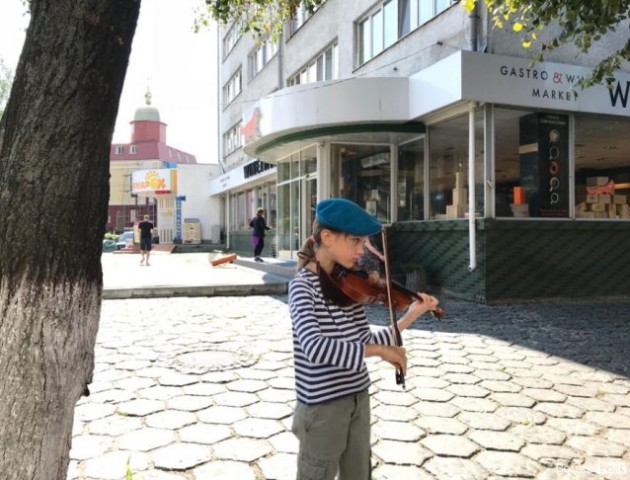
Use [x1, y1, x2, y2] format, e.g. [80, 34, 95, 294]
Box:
[68, 296, 630, 479]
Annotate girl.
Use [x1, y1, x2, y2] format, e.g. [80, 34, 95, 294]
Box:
[289, 198, 439, 480]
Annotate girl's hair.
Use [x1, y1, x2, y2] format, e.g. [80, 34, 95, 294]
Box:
[296, 219, 326, 271]
[296, 219, 355, 306]
[256, 207, 265, 215]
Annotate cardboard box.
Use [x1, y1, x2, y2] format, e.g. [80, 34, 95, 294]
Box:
[575, 202, 588, 213]
[590, 203, 606, 212]
[446, 204, 464, 218]
[614, 194, 627, 204]
[586, 176, 609, 187]
[510, 204, 529, 217]
[598, 194, 612, 204]
[586, 194, 599, 204]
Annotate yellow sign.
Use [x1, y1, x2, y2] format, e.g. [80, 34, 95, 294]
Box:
[131, 169, 177, 194]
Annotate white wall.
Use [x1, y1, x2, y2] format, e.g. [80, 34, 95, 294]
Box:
[177, 164, 223, 242]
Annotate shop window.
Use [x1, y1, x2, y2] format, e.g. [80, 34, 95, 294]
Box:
[332, 144, 392, 223]
[277, 146, 318, 258]
[495, 107, 570, 218]
[429, 112, 483, 219]
[398, 137, 425, 220]
[575, 115, 630, 220]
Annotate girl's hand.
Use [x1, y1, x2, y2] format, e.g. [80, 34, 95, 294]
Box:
[378, 345, 407, 376]
[407, 293, 439, 319]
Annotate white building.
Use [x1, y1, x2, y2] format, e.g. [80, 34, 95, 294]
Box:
[213, 0, 630, 302]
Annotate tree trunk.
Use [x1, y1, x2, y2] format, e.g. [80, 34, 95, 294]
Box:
[0, 1, 140, 478]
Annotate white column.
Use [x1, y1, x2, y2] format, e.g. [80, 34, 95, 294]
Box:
[468, 103, 477, 272]
[317, 142, 329, 201]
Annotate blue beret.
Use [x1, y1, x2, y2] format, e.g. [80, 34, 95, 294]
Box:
[315, 198, 381, 236]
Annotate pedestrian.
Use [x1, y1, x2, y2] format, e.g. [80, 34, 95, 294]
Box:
[288, 197, 439, 480]
[250, 207, 271, 262]
[138, 215, 154, 266]
[357, 234, 386, 286]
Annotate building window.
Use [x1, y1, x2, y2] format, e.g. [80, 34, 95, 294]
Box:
[223, 122, 243, 156]
[222, 19, 243, 59]
[288, 1, 325, 36]
[129, 144, 137, 154]
[358, 0, 452, 65]
[398, 137, 425, 220]
[331, 144, 392, 223]
[115, 145, 124, 155]
[575, 115, 630, 219]
[494, 107, 582, 219]
[248, 39, 278, 80]
[429, 112, 484, 219]
[287, 42, 339, 86]
[223, 68, 242, 107]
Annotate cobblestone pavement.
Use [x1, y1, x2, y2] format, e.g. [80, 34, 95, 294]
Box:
[69, 296, 630, 480]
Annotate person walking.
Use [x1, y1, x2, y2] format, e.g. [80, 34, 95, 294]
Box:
[288, 198, 439, 480]
[138, 215, 154, 266]
[250, 207, 271, 262]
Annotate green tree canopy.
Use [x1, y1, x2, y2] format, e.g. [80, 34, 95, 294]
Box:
[199, 0, 323, 37]
[464, 0, 630, 86]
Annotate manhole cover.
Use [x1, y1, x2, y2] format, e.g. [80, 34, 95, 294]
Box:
[172, 349, 257, 374]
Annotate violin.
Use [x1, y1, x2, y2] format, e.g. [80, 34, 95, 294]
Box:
[334, 268, 445, 319]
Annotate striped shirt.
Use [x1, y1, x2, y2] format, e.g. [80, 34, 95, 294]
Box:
[289, 268, 395, 405]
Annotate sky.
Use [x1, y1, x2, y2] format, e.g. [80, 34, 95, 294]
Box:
[0, 0, 218, 164]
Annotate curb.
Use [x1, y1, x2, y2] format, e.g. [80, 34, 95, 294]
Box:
[102, 283, 287, 300]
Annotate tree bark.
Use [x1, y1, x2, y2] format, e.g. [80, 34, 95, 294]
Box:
[0, 1, 140, 478]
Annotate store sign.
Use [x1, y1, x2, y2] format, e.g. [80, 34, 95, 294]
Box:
[241, 107, 262, 144]
[208, 159, 276, 195]
[461, 51, 630, 117]
[132, 169, 177, 194]
[411, 51, 630, 118]
[244, 160, 274, 179]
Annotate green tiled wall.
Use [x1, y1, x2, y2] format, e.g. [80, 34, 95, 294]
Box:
[390, 220, 630, 303]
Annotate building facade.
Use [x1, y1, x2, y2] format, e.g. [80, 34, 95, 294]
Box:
[213, 0, 630, 302]
[110, 94, 222, 243]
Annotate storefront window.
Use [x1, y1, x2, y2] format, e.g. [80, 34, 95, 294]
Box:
[277, 183, 293, 252]
[278, 161, 290, 183]
[495, 107, 570, 218]
[277, 145, 318, 258]
[332, 144, 391, 223]
[575, 115, 630, 220]
[398, 137, 424, 220]
[429, 112, 483, 219]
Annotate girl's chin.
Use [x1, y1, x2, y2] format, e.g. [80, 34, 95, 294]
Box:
[339, 261, 358, 270]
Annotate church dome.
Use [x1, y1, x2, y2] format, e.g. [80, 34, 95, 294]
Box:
[133, 88, 160, 122]
[134, 106, 160, 122]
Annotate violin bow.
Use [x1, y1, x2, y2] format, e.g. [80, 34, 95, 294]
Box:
[380, 226, 405, 389]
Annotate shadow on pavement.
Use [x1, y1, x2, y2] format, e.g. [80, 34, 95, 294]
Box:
[363, 298, 630, 378]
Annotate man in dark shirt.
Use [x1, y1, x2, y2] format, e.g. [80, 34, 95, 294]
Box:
[251, 207, 271, 262]
[138, 215, 154, 266]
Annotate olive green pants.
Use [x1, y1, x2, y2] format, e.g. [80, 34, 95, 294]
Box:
[291, 390, 371, 480]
